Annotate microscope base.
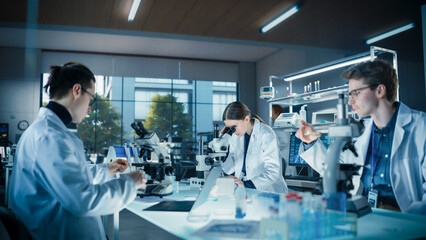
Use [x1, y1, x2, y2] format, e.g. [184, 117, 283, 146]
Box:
[137, 183, 173, 197]
[347, 195, 371, 217]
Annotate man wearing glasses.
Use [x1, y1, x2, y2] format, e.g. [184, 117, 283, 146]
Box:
[296, 59, 425, 215]
[9, 62, 147, 239]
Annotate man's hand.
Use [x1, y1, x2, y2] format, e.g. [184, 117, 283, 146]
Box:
[295, 120, 321, 144]
[128, 170, 147, 189]
[108, 158, 130, 174]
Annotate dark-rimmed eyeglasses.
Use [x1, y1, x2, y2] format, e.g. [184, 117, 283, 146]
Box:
[346, 85, 378, 99]
[81, 88, 97, 106]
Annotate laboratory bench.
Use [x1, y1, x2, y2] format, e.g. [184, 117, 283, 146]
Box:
[109, 181, 426, 240]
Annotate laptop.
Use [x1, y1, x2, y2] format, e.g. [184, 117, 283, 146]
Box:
[143, 165, 222, 212]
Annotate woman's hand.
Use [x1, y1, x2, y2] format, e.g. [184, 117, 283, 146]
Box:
[226, 175, 243, 186]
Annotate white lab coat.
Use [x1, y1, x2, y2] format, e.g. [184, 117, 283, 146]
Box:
[222, 118, 288, 194]
[300, 102, 426, 214]
[9, 107, 137, 240]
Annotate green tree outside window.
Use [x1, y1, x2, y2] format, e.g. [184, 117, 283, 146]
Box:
[144, 94, 193, 141]
[77, 94, 122, 154]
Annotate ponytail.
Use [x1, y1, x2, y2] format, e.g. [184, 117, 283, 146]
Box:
[222, 101, 266, 124]
[44, 62, 95, 100]
[251, 113, 265, 124]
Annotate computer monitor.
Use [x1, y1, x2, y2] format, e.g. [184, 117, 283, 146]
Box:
[288, 131, 334, 166]
[0, 123, 8, 146]
[312, 108, 336, 124]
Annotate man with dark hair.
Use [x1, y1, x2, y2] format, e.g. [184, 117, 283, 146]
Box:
[9, 62, 147, 239]
[296, 59, 426, 214]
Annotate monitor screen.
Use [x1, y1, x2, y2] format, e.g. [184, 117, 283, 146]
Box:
[288, 131, 334, 166]
[0, 123, 8, 144]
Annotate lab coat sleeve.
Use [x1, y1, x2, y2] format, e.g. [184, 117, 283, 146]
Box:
[89, 163, 115, 184]
[34, 133, 137, 217]
[406, 145, 426, 214]
[250, 131, 282, 190]
[222, 137, 236, 175]
[299, 140, 327, 175]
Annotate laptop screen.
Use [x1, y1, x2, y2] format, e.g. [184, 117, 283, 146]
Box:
[143, 164, 222, 212]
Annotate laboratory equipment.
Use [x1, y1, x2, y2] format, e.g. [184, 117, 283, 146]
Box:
[130, 121, 174, 197]
[0, 123, 8, 146]
[235, 185, 246, 219]
[323, 93, 367, 213]
[260, 86, 275, 100]
[190, 126, 235, 187]
[274, 112, 300, 127]
[143, 157, 223, 215]
[312, 108, 337, 124]
[264, 46, 398, 126]
[299, 105, 307, 122]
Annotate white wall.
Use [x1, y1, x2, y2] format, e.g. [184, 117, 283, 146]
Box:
[0, 47, 41, 143]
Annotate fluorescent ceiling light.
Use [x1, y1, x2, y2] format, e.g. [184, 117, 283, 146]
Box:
[284, 56, 374, 81]
[366, 23, 414, 45]
[128, 0, 142, 22]
[261, 5, 299, 33]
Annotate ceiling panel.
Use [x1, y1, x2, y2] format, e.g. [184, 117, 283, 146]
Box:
[0, 0, 423, 61]
[38, 0, 115, 28]
[0, 0, 26, 23]
[142, 0, 197, 33]
[109, 0, 138, 30]
[173, 0, 239, 35]
[206, 0, 283, 39]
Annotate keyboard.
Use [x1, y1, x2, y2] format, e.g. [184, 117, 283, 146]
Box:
[285, 175, 321, 181]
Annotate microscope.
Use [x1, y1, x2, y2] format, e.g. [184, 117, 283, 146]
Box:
[190, 125, 235, 188]
[323, 93, 371, 216]
[131, 121, 174, 197]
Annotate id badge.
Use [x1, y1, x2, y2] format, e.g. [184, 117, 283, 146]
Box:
[368, 189, 379, 208]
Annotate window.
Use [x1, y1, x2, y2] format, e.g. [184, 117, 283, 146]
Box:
[41, 75, 237, 155]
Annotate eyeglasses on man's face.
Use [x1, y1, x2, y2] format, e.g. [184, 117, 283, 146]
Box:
[81, 88, 97, 106]
[346, 84, 378, 99]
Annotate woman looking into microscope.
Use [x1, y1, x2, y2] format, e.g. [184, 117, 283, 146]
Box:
[221, 101, 288, 194]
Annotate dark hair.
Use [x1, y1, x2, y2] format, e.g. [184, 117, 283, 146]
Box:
[44, 62, 95, 100]
[272, 105, 284, 115]
[342, 59, 398, 102]
[222, 101, 265, 124]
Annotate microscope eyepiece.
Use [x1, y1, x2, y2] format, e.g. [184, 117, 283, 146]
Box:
[220, 126, 236, 138]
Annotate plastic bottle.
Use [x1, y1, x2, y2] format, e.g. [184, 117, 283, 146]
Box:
[299, 105, 307, 122]
[235, 185, 246, 219]
[285, 194, 303, 240]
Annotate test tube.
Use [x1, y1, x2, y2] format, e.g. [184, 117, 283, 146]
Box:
[287, 87, 290, 97]
[317, 81, 320, 91]
[304, 86, 307, 94]
[314, 81, 318, 91]
[309, 82, 312, 93]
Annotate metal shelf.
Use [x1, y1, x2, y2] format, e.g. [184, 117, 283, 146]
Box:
[273, 122, 334, 132]
[268, 84, 348, 106]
